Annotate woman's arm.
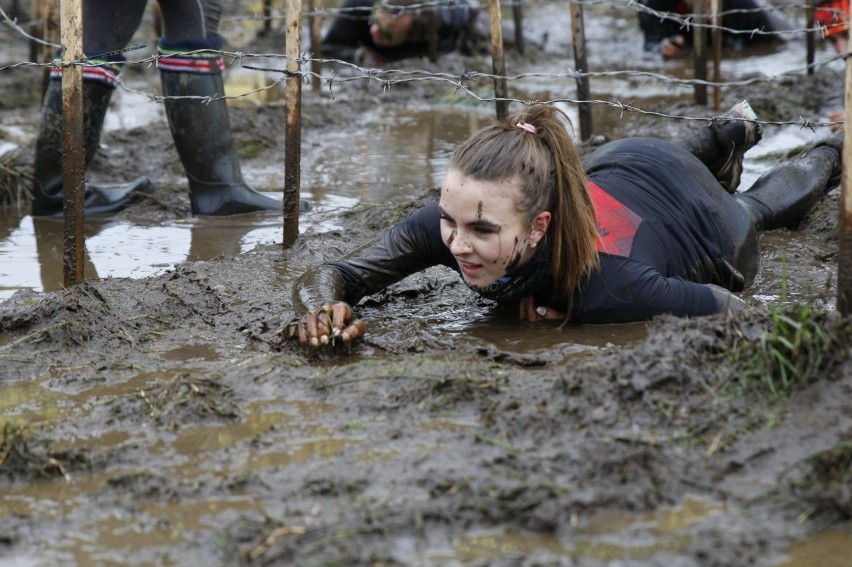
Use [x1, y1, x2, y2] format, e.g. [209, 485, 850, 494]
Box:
[292, 202, 453, 346]
[570, 256, 747, 324]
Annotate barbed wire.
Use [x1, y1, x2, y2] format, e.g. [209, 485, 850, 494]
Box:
[0, 0, 845, 133]
[2, 0, 848, 45]
[0, 4, 58, 48]
[69, 48, 835, 131]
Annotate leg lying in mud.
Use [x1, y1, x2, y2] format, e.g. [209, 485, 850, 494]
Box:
[735, 134, 843, 232]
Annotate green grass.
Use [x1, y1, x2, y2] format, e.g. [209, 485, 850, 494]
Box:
[731, 302, 831, 399]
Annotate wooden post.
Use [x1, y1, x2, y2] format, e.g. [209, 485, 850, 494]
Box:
[283, 0, 302, 248]
[309, 0, 322, 91]
[838, 46, 852, 314]
[487, 0, 508, 119]
[60, 0, 85, 287]
[428, 7, 440, 62]
[570, 0, 592, 140]
[32, 0, 60, 96]
[263, 0, 273, 35]
[693, 0, 707, 106]
[512, 0, 524, 55]
[711, 0, 721, 111]
[807, 0, 816, 75]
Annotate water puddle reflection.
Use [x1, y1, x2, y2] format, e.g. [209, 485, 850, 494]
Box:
[777, 524, 852, 567]
[0, 103, 486, 301]
[438, 497, 725, 563]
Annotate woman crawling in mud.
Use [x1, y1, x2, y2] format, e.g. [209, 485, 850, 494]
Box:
[292, 102, 843, 348]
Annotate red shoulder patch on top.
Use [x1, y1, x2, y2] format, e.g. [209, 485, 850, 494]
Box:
[588, 181, 642, 256]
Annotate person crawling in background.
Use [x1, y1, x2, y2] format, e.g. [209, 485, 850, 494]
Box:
[638, 0, 787, 59]
[321, 0, 479, 66]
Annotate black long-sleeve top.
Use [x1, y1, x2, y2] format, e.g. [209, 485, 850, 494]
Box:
[292, 138, 753, 325]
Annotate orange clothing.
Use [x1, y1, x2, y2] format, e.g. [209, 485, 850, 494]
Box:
[816, 0, 850, 38]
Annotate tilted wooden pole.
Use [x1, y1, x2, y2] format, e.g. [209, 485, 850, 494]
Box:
[283, 0, 303, 248]
[570, 0, 592, 140]
[693, 0, 707, 106]
[807, 0, 816, 75]
[837, 47, 852, 314]
[263, 0, 273, 35]
[487, 0, 508, 120]
[512, 0, 524, 55]
[711, 0, 721, 111]
[309, 0, 322, 91]
[60, 0, 85, 287]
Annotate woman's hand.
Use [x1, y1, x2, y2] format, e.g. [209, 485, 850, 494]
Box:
[298, 302, 367, 348]
[659, 34, 686, 59]
[519, 296, 565, 321]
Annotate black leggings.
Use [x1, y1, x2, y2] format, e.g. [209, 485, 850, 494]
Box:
[82, 0, 222, 56]
[585, 132, 839, 290]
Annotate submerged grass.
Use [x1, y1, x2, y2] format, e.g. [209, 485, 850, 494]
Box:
[120, 373, 240, 430]
[0, 421, 70, 481]
[0, 155, 32, 211]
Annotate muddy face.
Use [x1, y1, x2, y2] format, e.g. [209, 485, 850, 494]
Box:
[369, 8, 414, 47]
[439, 169, 533, 288]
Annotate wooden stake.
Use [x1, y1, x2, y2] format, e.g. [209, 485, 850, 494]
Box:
[837, 47, 852, 314]
[487, 0, 508, 120]
[283, 0, 303, 248]
[60, 0, 85, 287]
[570, 0, 592, 140]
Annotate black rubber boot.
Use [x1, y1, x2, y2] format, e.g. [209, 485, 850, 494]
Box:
[680, 100, 763, 194]
[736, 133, 842, 232]
[31, 79, 156, 216]
[160, 69, 302, 216]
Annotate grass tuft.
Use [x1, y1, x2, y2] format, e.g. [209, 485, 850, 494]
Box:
[732, 302, 830, 398]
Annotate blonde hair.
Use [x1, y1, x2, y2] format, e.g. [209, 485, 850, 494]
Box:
[448, 104, 600, 306]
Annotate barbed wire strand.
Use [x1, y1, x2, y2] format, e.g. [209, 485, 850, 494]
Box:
[0, 0, 845, 132]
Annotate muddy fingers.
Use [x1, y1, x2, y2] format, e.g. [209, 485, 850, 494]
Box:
[340, 319, 367, 343]
[297, 302, 359, 349]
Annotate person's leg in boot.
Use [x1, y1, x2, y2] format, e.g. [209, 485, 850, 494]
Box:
[158, 35, 295, 215]
[31, 0, 155, 216]
[679, 99, 763, 193]
[31, 63, 156, 216]
[735, 133, 843, 232]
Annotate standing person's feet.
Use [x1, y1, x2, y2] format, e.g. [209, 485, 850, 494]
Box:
[660, 34, 686, 59]
[711, 100, 763, 193]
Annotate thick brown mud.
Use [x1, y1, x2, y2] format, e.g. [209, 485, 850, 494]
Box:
[2, 1, 852, 565]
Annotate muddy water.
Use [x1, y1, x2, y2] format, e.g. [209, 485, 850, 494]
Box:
[0, 103, 485, 301]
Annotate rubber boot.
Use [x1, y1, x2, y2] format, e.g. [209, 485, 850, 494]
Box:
[680, 100, 763, 194]
[736, 134, 842, 232]
[31, 79, 156, 216]
[160, 67, 298, 216]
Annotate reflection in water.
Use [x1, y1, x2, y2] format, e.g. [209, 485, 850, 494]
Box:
[444, 497, 724, 564]
[444, 498, 852, 566]
[0, 106, 482, 302]
[777, 525, 852, 567]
